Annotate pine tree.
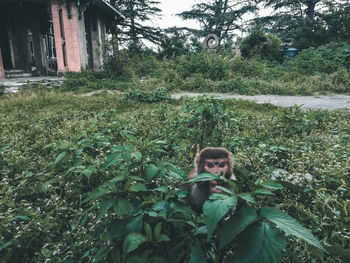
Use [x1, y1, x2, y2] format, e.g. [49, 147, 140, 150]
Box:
[177, 0, 257, 43]
[111, 0, 162, 50]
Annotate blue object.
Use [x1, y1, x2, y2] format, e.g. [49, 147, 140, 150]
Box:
[284, 48, 298, 59]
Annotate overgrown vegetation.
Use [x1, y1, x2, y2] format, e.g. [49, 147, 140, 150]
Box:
[59, 41, 350, 96]
[1, 90, 349, 262]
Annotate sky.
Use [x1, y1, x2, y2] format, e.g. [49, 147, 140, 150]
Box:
[152, 0, 200, 29]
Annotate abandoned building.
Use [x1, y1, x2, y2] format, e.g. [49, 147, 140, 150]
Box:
[0, 0, 123, 78]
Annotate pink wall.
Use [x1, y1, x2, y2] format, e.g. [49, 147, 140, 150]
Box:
[51, 2, 82, 73]
[0, 48, 4, 78]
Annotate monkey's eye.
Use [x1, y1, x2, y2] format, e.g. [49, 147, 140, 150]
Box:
[205, 162, 215, 168]
[218, 162, 228, 168]
[205, 162, 228, 168]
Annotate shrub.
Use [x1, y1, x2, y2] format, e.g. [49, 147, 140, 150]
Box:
[177, 52, 231, 81]
[240, 30, 282, 61]
[288, 42, 350, 74]
[0, 84, 6, 96]
[123, 87, 170, 103]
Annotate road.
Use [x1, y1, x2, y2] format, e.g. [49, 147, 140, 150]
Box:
[171, 92, 350, 110]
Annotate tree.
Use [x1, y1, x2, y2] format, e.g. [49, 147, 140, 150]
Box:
[177, 0, 258, 44]
[255, 0, 349, 49]
[111, 0, 162, 50]
[240, 30, 282, 61]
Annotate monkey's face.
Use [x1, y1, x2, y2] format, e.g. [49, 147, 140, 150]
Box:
[203, 158, 229, 193]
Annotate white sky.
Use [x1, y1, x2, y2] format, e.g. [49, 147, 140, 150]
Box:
[152, 0, 200, 29]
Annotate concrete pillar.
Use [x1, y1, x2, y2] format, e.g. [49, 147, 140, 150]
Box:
[0, 48, 4, 78]
[51, 1, 83, 74]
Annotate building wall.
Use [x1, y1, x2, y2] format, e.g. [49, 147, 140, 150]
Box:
[51, 1, 83, 74]
[0, 48, 4, 78]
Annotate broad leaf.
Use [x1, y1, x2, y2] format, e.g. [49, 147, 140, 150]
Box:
[122, 233, 147, 254]
[203, 196, 237, 239]
[238, 193, 256, 204]
[129, 183, 147, 192]
[146, 164, 160, 181]
[96, 199, 115, 221]
[93, 246, 109, 263]
[131, 151, 142, 161]
[101, 152, 122, 171]
[253, 189, 275, 195]
[260, 181, 283, 190]
[229, 221, 287, 263]
[144, 222, 152, 241]
[113, 198, 134, 217]
[125, 215, 143, 234]
[187, 172, 220, 183]
[326, 243, 350, 261]
[218, 205, 258, 249]
[152, 186, 168, 193]
[261, 206, 325, 252]
[189, 244, 207, 263]
[54, 152, 66, 165]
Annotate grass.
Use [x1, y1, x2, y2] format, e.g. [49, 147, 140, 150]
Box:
[0, 88, 349, 262]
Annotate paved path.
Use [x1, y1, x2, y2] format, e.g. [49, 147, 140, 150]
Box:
[172, 92, 350, 110]
[1, 78, 349, 110]
[0, 76, 63, 93]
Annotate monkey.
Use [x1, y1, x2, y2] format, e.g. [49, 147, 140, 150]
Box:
[186, 147, 236, 214]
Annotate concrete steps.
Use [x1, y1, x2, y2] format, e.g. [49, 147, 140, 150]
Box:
[5, 69, 34, 78]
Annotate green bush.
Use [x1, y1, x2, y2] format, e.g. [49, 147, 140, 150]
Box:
[177, 52, 231, 81]
[288, 42, 350, 74]
[123, 87, 170, 103]
[0, 84, 6, 96]
[240, 30, 282, 61]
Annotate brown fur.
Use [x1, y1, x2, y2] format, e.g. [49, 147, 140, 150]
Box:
[186, 147, 236, 213]
[188, 147, 236, 180]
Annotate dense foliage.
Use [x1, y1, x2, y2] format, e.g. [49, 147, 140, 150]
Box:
[61, 42, 350, 96]
[0, 89, 349, 262]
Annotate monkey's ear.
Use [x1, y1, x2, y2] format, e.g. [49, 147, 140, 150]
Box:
[194, 152, 200, 167]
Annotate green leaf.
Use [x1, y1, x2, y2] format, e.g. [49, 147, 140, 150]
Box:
[0, 241, 13, 251]
[152, 186, 168, 193]
[113, 198, 134, 217]
[101, 152, 122, 171]
[82, 188, 108, 204]
[144, 222, 152, 241]
[218, 205, 258, 249]
[215, 185, 234, 195]
[253, 189, 275, 195]
[203, 196, 237, 239]
[111, 247, 121, 263]
[96, 199, 115, 221]
[54, 152, 66, 165]
[187, 172, 220, 183]
[129, 183, 147, 192]
[154, 222, 162, 241]
[260, 206, 326, 252]
[122, 233, 147, 254]
[126, 215, 143, 234]
[238, 193, 256, 204]
[159, 234, 170, 242]
[93, 246, 109, 263]
[189, 244, 207, 263]
[41, 247, 52, 257]
[131, 152, 142, 161]
[229, 221, 287, 263]
[260, 181, 283, 190]
[326, 243, 350, 261]
[146, 164, 160, 181]
[15, 215, 30, 221]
